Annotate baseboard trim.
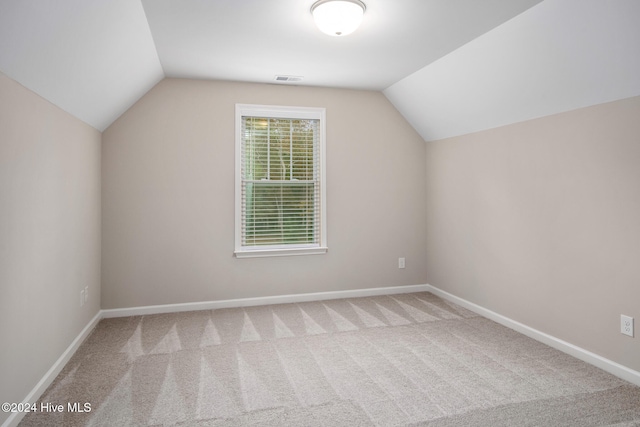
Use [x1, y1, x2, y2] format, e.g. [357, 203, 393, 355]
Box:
[3, 284, 430, 427]
[2, 310, 102, 427]
[426, 284, 640, 388]
[13, 282, 635, 427]
[101, 284, 431, 318]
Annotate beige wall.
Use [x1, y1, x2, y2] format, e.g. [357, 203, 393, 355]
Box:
[425, 95, 640, 372]
[1, 68, 637, 421]
[0, 72, 101, 424]
[102, 78, 427, 309]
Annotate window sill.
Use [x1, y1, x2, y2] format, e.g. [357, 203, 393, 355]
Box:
[234, 246, 328, 259]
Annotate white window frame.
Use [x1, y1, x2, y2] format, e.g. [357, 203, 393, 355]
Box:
[234, 104, 327, 258]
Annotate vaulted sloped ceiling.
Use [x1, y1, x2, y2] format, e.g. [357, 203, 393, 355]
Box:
[385, 0, 640, 141]
[1, 0, 638, 139]
[0, 0, 164, 131]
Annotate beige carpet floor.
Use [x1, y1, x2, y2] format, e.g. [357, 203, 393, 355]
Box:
[19, 292, 640, 426]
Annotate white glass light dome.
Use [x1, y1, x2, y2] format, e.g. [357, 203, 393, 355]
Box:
[311, 0, 366, 37]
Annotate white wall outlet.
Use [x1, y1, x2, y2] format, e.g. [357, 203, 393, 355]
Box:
[84, 286, 89, 304]
[621, 315, 634, 337]
[80, 289, 85, 307]
[398, 257, 405, 269]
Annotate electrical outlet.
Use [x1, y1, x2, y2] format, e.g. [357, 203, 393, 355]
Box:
[621, 315, 634, 337]
[80, 290, 85, 307]
[398, 257, 405, 269]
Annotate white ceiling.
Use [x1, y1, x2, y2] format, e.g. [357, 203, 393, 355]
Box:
[0, 0, 540, 132]
[385, 0, 640, 141]
[142, 0, 540, 90]
[1, 0, 638, 140]
[0, 0, 163, 132]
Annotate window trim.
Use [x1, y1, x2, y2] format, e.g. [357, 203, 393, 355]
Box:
[234, 104, 327, 258]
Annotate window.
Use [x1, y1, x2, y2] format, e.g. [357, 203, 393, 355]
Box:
[235, 104, 327, 258]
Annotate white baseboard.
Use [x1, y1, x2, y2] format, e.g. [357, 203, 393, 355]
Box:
[102, 284, 431, 318]
[2, 310, 102, 427]
[10, 281, 636, 427]
[1, 285, 429, 427]
[426, 284, 640, 388]
[4, 284, 429, 427]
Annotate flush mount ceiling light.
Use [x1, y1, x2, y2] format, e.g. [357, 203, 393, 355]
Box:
[311, 0, 366, 37]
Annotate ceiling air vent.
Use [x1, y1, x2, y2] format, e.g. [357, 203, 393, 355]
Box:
[274, 75, 303, 83]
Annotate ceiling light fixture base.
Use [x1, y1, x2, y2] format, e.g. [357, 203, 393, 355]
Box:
[311, 0, 366, 37]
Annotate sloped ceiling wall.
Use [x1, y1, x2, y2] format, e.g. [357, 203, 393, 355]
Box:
[1, 0, 638, 137]
[0, 0, 541, 133]
[385, 0, 640, 142]
[0, 0, 163, 131]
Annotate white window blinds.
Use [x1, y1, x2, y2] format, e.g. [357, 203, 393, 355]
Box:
[235, 105, 327, 258]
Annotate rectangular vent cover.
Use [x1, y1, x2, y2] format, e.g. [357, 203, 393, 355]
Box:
[274, 75, 303, 82]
